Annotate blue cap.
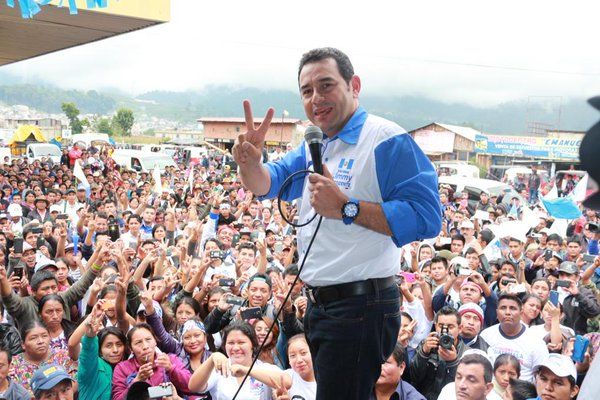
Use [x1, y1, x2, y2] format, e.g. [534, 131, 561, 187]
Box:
[30, 365, 73, 397]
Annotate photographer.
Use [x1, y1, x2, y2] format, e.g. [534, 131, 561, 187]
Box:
[409, 306, 467, 400]
[557, 261, 600, 335]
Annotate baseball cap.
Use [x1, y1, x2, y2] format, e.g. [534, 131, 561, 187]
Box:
[30, 365, 74, 397]
[35, 257, 58, 273]
[534, 354, 577, 381]
[437, 249, 457, 261]
[7, 203, 22, 217]
[460, 220, 474, 230]
[551, 252, 563, 263]
[540, 228, 551, 235]
[458, 302, 484, 325]
[0, 213, 7, 220]
[49, 205, 62, 213]
[22, 242, 35, 253]
[558, 261, 578, 275]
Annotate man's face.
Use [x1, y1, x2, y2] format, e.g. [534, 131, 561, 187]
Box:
[460, 227, 474, 239]
[38, 380, 74, 400]
[247, 281, 270, 307]
[34, 279, 59, 300]
[459, 312, 482, 339]
[95, 216, 108, 232]
[509, 240, 522, 257]
[567, 242, 581, 257]
[435, 314, 459, 342]
[547, 240, 560, 252]
[128, 218, 140, 233]
[500, 264, 516, 278]
[242, 215, 253, 228]
[376, 355, 403, 387]
[430, 262, 448, 282]
[460, 284, 482, 304]
[105, 202, 116, 216]
[497, 299, 522, 332]
[238, 248, 256, 268]
[455, 363, 491, 400]
[466, 252, 479, 269]
[535, 368, 578, 400]
[451, 240, 464, 254]
[299, 57, 360, 137]
[142, 208, 156, 224]
[0, 351, 9, 381]
[148, 279, 166, 294]
[558, 272, 578, 285]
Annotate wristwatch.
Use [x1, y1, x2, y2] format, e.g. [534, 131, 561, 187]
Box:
[341, 198, 360, 225]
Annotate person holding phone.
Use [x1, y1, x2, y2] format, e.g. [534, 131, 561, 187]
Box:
[556, 262, 600, 335]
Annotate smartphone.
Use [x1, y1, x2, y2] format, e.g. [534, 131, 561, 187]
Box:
[240, 307, 262, 320]
[225, 295, 245, 306]
[128, 240, 137, 250]
[210, 250, 223, 259]
[572, 335, 590, 363]
[36, 236, 45, 249]
[13, 238, 23, 254]
[458, 268, 472, 276]
[544, 249, 553, 261]
[583, 254, 596, 263]
[147, 385, 173, 399]
[56, 214, 69, 220]
[555, 280, 571, 288]
[549, 290, 559, 306]
[219, 278, 235, 287]
[401, 272, 416, 283]
[12, 265, 23, 279]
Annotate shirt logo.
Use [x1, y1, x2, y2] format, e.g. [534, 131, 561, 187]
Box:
[334, 158, 355, 190]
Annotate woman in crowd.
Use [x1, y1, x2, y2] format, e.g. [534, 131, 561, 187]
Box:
[112, 323, 192, 400]
[282, 334, 316, 399]
[142, 291, 211, 373]
[189, 321, 280, 399]
[71, 300, 128, 400]
[530, 278, 551, 303]
[251, 317, 283, 368]
[492, 354, 520, 399]
[38, 294, 75, 351]
[152, 224, 168, 242]
[9, 321, 77, 395]
[520, 294, 543, 327]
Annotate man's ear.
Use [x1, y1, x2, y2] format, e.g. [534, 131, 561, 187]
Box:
[570, 384, 579, 399]
[350, 75, 361, 98]
[484, 382, 494, 395]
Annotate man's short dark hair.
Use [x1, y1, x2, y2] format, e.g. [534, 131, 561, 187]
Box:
[498, 293, 523, 309]
[507, 378, 537, 400]
[547, 233, 563, 245]
[480, 229, 495, 246]
[238, 242, 256, 255]
[283, 264, 299, 278]
[451, 234, 466, 245]
[434, 306, 461, 325]
[566, 236, 581, 246]
[430, 256, 448, 269]
[459, 354, 493, 384]
[127, 214, 142, 224]
[298, 47, 354, 83]
[30, 270, 58, 292]
[390, 343, 406, 366]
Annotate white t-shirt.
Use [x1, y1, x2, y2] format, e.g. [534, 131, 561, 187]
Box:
[480, 323, 549, 382]
[206, 360, 280, 400]
[438, 382, 502, 400]
[284, 369, 316, 400]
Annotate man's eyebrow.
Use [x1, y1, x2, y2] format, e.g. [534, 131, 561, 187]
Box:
[300, 76, 335, 90]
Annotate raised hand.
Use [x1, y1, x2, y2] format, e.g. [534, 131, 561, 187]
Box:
[232, 100, 275, 167]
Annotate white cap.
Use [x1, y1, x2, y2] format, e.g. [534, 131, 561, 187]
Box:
[450, 256, 469, 268]
[534, 354, 577, 381]
[460, 220, 475, 230]
[7, 203, 22, 217]
[540, 228, 551, 235]
[34, 256, 58, 273]
[49, 205, 62, 213]
[22, 242, 34, 252]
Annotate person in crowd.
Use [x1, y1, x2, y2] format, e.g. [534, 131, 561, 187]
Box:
[480, 294, 549, 382]
[0, 345, 29, 400]
[410, 306, 467, 400]
[556, 261, 600, 335]
[503, 378, 537, 400]
[491, 354, 520, 399]
[458, 303, 489, 351]
[38, 294, 75, 351]
[371, 343, 425, 400]
[532, 354, 579, 400]
[520, 294, 543, 328]
[111, 324, 191, 400]
[30, 364, 75, 400]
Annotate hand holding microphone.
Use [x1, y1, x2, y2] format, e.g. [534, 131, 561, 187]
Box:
[305, 125, 348, 219]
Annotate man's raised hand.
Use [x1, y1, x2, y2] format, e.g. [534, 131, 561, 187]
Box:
[233, 100, 275, 167]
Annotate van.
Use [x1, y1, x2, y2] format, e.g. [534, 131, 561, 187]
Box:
[437, 163, 480, 178]
[111, 149, 176, 172]
[26, 143, 61, 163]
[70, 133, 111, 149]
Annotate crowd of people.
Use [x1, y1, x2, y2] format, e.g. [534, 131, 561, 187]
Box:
[0, 139, 597, 400]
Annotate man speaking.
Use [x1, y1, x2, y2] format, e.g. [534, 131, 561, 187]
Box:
[232, 47, 441, 399]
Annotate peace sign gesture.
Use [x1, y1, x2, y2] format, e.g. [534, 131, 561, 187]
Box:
[232, 100, 275, 167]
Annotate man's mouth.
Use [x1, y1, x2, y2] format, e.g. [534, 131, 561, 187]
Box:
[314, 107, 333, 118]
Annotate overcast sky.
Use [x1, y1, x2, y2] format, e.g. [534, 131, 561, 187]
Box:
[5, 0, 600, 106]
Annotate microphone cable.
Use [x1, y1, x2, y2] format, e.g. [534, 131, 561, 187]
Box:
[232, 168, 322, 399]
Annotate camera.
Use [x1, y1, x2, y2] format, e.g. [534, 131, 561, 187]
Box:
[438, 324, 454, 350]
[210, 250, 224, 259]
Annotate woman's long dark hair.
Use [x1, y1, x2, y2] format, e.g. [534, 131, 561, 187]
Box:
[221, 321, 259, 356]
[98, 326, 129, 367]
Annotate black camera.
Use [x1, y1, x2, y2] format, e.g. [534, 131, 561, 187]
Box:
[438, 325, 454, 350]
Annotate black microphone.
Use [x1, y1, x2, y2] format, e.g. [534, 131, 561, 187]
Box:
[304, 126, 324, 175]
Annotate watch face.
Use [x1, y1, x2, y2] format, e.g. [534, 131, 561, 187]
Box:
[344, 202, 359, 218]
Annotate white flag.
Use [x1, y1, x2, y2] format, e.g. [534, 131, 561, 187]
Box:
[153, 165, 162, 195]
[73, 159, 90, 188]
[571, 173, 588, 202]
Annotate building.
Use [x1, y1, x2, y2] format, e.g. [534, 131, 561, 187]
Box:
[409, 123, 478, 161]
[154, 129, 203, 142]
[0, 117, 64, 141]
[198, 117, 302, 151]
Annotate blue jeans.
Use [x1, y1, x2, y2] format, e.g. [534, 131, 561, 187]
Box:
[304, 283, 401, 400]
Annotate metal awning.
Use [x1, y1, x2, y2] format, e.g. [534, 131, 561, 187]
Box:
[0, 0, 169, 66]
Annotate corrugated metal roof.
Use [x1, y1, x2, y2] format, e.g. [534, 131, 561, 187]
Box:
[198, 117, 302, 124]
[436, 123, 481, 141]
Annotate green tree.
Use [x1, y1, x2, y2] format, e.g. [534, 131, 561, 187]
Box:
[112, 108, 134, 136]
[95, 118, 113, 135]
[61, 102, 83, 134]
